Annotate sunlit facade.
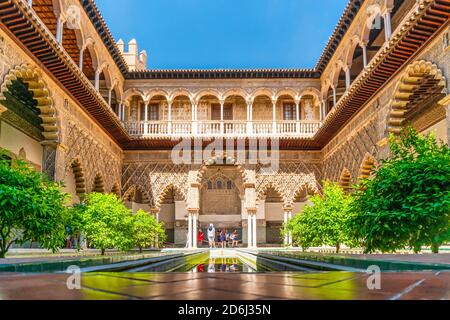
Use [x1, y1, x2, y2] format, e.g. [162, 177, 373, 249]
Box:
[0, 0, 449, 247]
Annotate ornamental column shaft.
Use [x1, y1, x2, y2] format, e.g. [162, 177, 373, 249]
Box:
[168, 101, 172, 135]
[188, 213, 193, 249]
[247, 214, 252, 248]
[345, 67, 351, 90]
[246, 101, 253, 135]
[361, 42, 368, 68]
[272, 99, 277, 135]
[143, 103, 149, 135]
[220, 101, 225, 135]
[252, 214, 257, 248]
[332, 86, 337, 108]
[384, 10, 392, 40]
[79, 47, 84, 71]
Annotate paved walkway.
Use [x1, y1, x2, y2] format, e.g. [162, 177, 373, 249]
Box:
[0, 271, 447, 300]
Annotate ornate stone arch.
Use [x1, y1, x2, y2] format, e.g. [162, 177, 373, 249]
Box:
[123, 185, 152, 205]
[251, 88, 275, 100]
[344, 35, 363, 67]
[111, 183, 121, 197]
[299, 87, 321, 101]
[387, 60, 447, 134]
[275, 88, 299, 101]
[321, 79, 333, 101]
[195, 155, 248, 185]
[194, 88, 221, 103]
[82, 37, 99, 72]
[358, 154, 378, 182]
[92, 173, 105, 193]
[67, 158, 86, 198]
[168, 89, 194, 102]
[155, 184, 186, 209]
[292, 184, 318, 203]
[123, 88, 145, 103]
[145, 88, 169, 102]
[0, 64, 60, 143]
[222, 88, 249, 102]
[257, 182, 287, 206]
[339, 168, 353, 192]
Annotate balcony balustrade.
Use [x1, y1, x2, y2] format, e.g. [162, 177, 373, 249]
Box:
[124, 120, 321, 139]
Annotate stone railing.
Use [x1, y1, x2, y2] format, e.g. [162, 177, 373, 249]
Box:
[124, 120, 321, 139]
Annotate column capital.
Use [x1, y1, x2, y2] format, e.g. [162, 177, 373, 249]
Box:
[243, 182, 255, 188]
[246, 208, 257, 215]
[187, 208, 200, 214]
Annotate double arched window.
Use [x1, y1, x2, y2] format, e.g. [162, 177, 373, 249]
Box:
[206, 179, 234, 190]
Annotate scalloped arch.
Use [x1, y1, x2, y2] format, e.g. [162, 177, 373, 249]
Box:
[388, 60, 447, 134]
[0, 64, 59, 143]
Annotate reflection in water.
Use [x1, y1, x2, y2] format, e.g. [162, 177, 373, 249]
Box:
[178, 257, 257, 273]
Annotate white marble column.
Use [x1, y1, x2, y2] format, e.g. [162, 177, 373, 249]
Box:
[247, 214, 252, 248]
[246, 100, 253, 135]
[345, 67, 351, 90]
[79, 47, 84, 71]
[167, 101, 172, 135]
[94, 70, 100, 91]
[191, 102, 198, 135]
[272, 99, 277, 134]
[252, 213, 257, 248]
[361, 42, 368, 68]
[56, 16, 64, 44]
[193, 212, 198, 248]
[143, 102, 149, 135]
[188, 213, 193, 249]
[384, 10, 392, 40]
[332, 86, 337, 108]
[295, 99, 301, 133]
[220, 100, 225, 134]
[284, 210, 289, 246]
[288, 211, 293, 246]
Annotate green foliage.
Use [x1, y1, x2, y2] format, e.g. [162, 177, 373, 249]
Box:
[80, 193, 134, 255]
[287, 181, 355, 252]
[65, 203, 87, 251]
[350, 127, 450, 253]
[132, 210, 166, 252]
[0, 148, 68, 258]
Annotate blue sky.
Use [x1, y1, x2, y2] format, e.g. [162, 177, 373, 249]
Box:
[95, 0, 349, 70]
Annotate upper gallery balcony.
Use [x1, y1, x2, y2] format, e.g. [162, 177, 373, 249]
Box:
[120, 92, 323, 139]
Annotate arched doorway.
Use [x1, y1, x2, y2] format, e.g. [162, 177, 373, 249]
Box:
[199, 165, 244, 243]
[258, 185, 284, 245]
[159, 186, 186, 245]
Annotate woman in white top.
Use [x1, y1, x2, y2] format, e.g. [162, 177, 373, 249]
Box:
[207, 224, 216, 248]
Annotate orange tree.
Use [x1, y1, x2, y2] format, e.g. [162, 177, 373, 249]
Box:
[350, 127, 450, 253]
[0, 149, 68, 258]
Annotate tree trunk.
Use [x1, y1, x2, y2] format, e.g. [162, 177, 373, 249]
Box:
[139, 247, 143, 253]
[0, 250, 6, 259]
[101, 248, 105, 256]
[336, 243, 340, 254]
[431, 243, 439, 254]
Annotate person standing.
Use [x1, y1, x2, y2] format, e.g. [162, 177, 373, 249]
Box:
[207, 224, 216, 248]
[231, 230, 239, 248]
[198, 228, 204, 247]
[220, 229, 227, 248]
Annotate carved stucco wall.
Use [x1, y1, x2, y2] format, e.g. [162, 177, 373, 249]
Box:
[0, 29, 122, 193]
[322, 27, 449, 185]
